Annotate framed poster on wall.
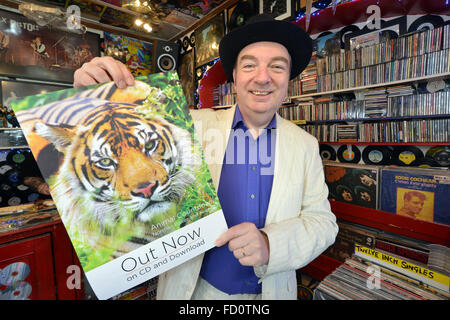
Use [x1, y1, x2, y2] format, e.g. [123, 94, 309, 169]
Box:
[0, 9, 100, 83]
[194, 12, 225, 68]
[259, 0, 294, 21]
[103, 32, 153, 76]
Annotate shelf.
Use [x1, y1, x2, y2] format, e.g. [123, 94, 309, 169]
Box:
[291, 114, 450, 125]
[0, 145, 29, 150]
[290, 71, 450, 99]
[330, 201, 450, 246]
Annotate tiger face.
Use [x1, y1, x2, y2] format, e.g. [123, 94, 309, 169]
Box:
[34, 103, 199, 241]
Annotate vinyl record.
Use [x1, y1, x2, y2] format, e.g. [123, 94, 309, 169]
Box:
[410, 157, 440, 167]
[408, 14, 444, 33]
[362, 145, 392, 165]
[425, 145, 450, 167]
[189, 33, 196, 47]
[26, 192, 41, 202]
[15, 183, 30, 192]
[0, 181, 13, 193]
[6, 194, 24, 206]
[0, 262, 30, 286]
[0, 161, 14, 175]
[6, 149, 28, 165]
[0, 150, 8, 162]
[392, 146, 424, 166]
[4, 168, 23, 185]
[0, 281, 32, 300]
[182, 36, 190, 50]
[337, 145, 361, 164]
[338, 25, 360, 49]
[319, 144, 336, 161]
[313, 31, 332, 52]
[228, 1, 254, 31]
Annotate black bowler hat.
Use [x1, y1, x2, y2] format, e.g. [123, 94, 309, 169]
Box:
[219, 14, 313, 82]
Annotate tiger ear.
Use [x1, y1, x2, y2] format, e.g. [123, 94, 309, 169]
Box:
[34, 122, 76, 152]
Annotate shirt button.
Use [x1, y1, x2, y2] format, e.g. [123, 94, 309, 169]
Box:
[250, 194, 255, 199]
[252, 166, 256, 171]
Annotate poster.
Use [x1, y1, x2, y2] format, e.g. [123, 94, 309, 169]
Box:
[10, 72, 227, 299]
[103, 32, 153, 76]
[380, 167, 450, 225]
[194, 12, 224, 67]
[0, 9, 99, 83]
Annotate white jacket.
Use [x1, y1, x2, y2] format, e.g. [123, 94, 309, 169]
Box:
[157, 105, 338, 300]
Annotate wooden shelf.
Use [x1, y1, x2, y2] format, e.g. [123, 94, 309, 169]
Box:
[290, 71, 450, 99]
[330, 201, 450, 246]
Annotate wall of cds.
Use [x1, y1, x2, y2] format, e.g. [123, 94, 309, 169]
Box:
[310, 14, 450, 56]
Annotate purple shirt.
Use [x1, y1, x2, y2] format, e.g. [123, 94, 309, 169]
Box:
[199, 106, 276, 294]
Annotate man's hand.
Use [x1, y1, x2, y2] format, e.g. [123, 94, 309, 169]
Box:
[215, 222, 270, 267]
[73, 56, 134, 89]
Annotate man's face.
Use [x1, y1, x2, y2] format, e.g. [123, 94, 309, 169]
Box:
[404, 196, 425, 215]
[232, 41, 290, 125]
[342, 190, 353, 202]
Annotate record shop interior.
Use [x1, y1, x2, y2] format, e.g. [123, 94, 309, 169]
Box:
[0, 0, 448, 301]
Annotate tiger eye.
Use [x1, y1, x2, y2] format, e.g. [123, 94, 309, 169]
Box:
[145, 140, 157, 151]
[99, 158, 113, 166]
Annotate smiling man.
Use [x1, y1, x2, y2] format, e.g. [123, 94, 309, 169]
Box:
[73, 14, 338, 300]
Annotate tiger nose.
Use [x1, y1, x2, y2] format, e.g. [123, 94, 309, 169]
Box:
[132, 181, 157, 198]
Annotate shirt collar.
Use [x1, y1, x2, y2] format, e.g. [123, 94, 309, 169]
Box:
[232, 104, 277, 130]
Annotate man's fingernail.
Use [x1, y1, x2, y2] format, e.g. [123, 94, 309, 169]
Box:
[127, 77, 135, 86]
[118, 80, 126, 88]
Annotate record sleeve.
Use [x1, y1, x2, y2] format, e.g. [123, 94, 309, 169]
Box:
[10, 72, 228, 300]
[380, 166, 450, 226]
[323, 161, 379, 209]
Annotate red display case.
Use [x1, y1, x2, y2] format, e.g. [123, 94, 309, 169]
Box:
[0, 218, 84, 300]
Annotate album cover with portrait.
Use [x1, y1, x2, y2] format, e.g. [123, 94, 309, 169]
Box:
[323, 161, 379, 209]
[380, 167, 450, 226]
[10, 72, 227, 299]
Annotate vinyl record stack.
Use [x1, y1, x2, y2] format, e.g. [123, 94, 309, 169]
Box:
[314, 252, 450, 300]
[316, 220, 450, 300]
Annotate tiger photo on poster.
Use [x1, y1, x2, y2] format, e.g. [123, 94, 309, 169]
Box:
[10, 72, 227, 299]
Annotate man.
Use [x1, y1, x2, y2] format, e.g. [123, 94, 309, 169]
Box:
[73, 14, 338, 300]
[398, 190, 426, 218]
